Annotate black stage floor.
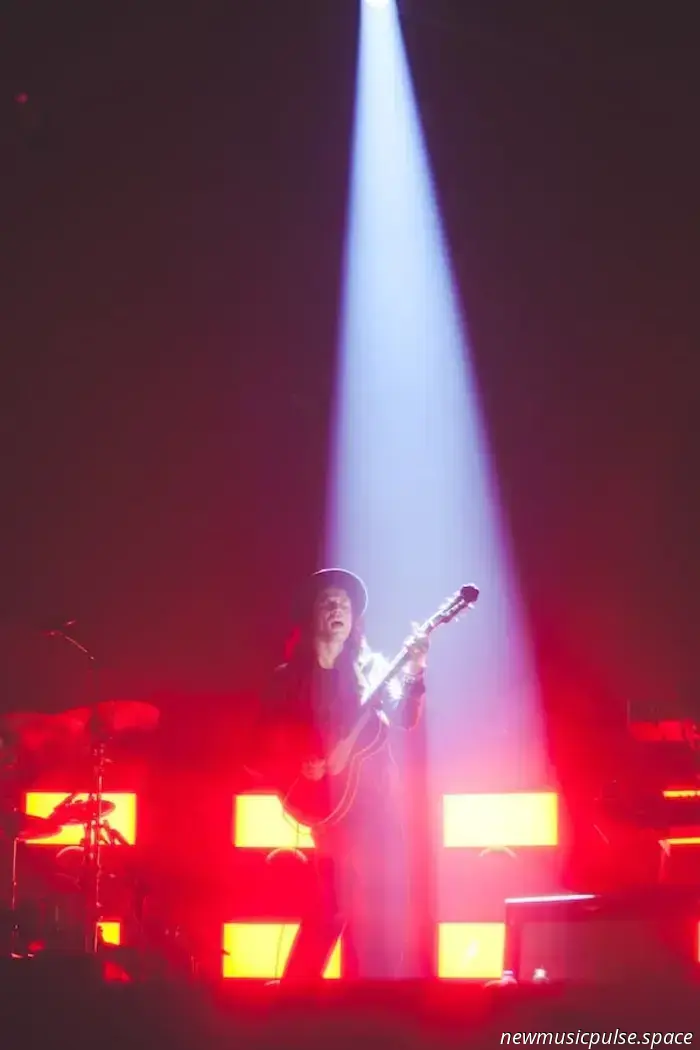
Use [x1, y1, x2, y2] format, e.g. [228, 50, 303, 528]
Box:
[1, 964, 698, 1049]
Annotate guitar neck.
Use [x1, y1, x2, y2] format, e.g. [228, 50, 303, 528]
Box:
[360, 585, 479, 712]
[363, 645, 412, 710]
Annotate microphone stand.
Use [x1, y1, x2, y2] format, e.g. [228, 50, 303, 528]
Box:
[47, 623, 105, 954]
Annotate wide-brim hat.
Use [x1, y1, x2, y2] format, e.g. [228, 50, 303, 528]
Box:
[296, 568, 368, 620]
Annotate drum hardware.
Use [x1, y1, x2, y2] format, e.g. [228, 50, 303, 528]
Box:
[41, 619, 160, 953]
[9, 816, 63, 927]
[0, 696, 159, 959]
[44, 699, 160, 952]
[1, 616, 160, 962]
[1, 710, 87, 754]
[0, 811, 64, 954]
[0, 709, 79, 955]
[50, 797, 116, 826]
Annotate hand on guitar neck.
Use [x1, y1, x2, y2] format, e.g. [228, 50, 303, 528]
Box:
[404, 622, 429, 674]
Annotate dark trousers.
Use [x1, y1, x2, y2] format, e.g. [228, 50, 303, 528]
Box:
[283, 814, 409, 981]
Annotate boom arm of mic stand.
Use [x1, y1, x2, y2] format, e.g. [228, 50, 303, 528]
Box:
[47, 627, 107, 953]
[58, 633, 96, 663]
[46, 626, 101, 714]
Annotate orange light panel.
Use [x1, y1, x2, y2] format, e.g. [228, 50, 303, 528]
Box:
[24, 792, 137, 845]
[663, 790, 700, 799]
[222, 923, 341, 979]
[98, 921, 121, 946]
[438, 922, 505, 979]
[443, 792, 558, 848]
[665, 837, 700, 846]
[234, 794, 314, 849]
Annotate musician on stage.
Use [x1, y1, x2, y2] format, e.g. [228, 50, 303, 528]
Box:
[253, 568, 429, 980]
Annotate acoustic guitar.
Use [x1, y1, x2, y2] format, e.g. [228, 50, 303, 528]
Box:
[281, 584, 479, 829]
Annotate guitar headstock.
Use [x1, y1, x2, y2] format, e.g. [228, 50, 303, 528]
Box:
[426, 584, 480, 632]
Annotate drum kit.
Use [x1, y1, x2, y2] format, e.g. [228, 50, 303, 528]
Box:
[0, 698, 159, 959]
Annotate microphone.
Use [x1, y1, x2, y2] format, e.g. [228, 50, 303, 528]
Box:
[40, 618, 77, 637]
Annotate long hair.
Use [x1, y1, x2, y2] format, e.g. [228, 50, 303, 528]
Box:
[283, 614, 368, 696]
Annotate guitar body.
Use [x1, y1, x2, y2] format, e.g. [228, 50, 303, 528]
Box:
[277, 584, 478, 831]
[283, 709, 390, 829]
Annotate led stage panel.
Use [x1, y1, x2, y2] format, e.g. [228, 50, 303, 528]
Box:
[222, 922, 341, 979]
[443, 793, 558, 848]
[24, 792, 137, 845]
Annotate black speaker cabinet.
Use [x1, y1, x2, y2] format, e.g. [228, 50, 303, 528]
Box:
[504, 888, 700, 983]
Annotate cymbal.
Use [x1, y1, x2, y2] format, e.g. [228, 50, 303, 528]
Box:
[0, 810, 60, 841]
[0, 710, 86, 753]
[60, 700, 160, 738]
[49, 798, 116, 825]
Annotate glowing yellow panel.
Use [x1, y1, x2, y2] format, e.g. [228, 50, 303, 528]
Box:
[24, 792, 137, 845]
[438, 922, 505, 979]
[443, 792, 558, 848]
[234, 794, 314, 849]
[98, 921, 121, 946]
[222, 923, 341, 979]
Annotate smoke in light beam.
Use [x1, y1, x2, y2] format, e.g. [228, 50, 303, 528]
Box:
[328, 0, 549, 791]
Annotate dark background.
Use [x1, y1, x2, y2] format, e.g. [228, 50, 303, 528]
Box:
[0, 0, 698, 787]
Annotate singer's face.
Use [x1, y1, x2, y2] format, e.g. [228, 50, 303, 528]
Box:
[313, 587, 353, 646]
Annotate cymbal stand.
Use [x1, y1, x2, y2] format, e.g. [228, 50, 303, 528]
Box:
[45, 621, 104, 953]
[2, 745, 24, 951]
[5, 824, 30, 955]
[8, 835, 20, 954]
[10, 835, 19, 915]
[102, 822, 128, 847]
[80, 741, 111, 953]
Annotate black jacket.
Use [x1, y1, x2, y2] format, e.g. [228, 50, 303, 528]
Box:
[251, 653, 425, 791]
